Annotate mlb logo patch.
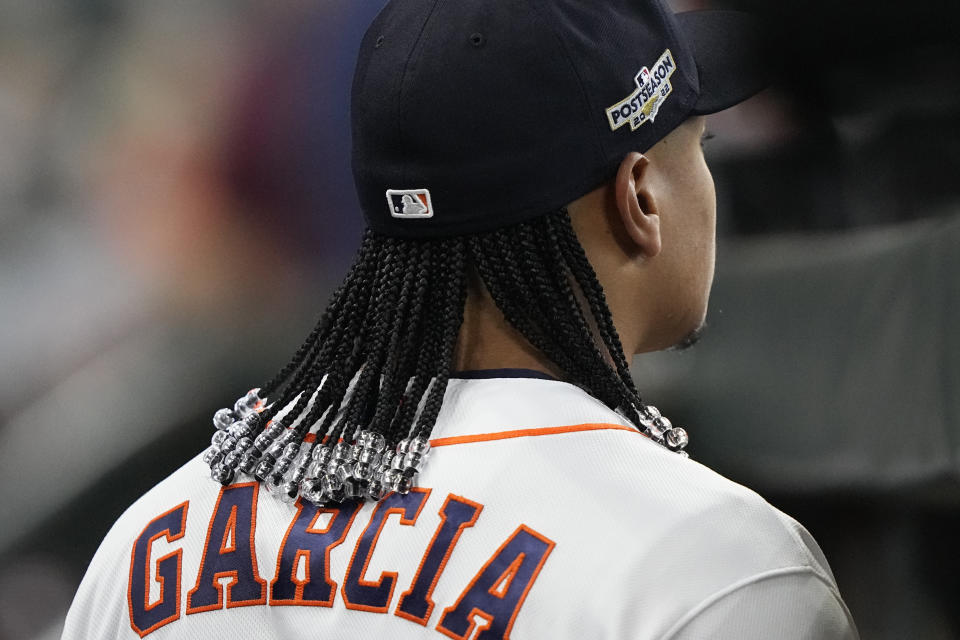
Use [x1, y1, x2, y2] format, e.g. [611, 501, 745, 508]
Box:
[386, 189, 434, 219]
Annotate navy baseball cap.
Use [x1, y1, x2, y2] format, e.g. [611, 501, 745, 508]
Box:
[351, 0, 768, 238]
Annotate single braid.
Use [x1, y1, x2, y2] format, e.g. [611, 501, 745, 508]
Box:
[413, 239, 466, 440]
[552, 210, 641, 398]
[537, 213, 642, 413]
[387, 242, 446, 442]
[369, 240, 424, 434]
[343, 237, 402, 431]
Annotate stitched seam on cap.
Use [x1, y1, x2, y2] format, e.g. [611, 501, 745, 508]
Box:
[521, 0, 606, 166]
[396, 0, 447, 185]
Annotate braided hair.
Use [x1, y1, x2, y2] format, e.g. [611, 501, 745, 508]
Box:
[204, 207, 673, 504]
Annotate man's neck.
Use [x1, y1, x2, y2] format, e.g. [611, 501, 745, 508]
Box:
[452, 279, 567, 381]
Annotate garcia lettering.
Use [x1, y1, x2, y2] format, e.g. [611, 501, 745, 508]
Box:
[128, 488, 553, 639]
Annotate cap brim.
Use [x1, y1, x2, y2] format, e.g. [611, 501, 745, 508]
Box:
[676, 10, 770, 115]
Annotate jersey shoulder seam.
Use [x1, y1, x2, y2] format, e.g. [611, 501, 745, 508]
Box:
[656, 565, 857, 640]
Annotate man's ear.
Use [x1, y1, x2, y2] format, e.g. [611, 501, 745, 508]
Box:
[615, 151, 662, 258]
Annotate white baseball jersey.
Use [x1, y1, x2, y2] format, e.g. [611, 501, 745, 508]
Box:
[63, 370, 858, 639]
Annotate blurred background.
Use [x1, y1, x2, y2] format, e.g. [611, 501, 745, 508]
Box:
[0, 0, 957, 638]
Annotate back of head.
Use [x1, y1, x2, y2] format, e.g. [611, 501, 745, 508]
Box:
[202, 0, 768, 505]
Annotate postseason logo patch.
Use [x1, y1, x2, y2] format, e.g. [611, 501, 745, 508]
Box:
[386, 188, 434, 219]
[606, 49, 676, 132]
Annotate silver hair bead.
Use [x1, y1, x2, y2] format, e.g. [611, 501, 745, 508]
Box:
[664, 427, 689, 451]
[354, 461, 376, 481]
[354, 431, 372, 448]
[395, 469, 416, 495]
[639, 405, 672, 439]
[356, 430, 386, 452]
[396, 439, 411, 456]
[233, 398, 252, 417]
[408, 436, 430, 456]
[228, 422, 252, 440]
[639, 416, 666, 439]
[332, 460, 356, 481]
[220, 433, 240, 453]
[295, 445, 313, 465]
[211, 463, 235, 485]
[330, 463, 354, 483]
[380, 450, 395, 471]
[222, 451, 242, 469]
[288, 462, 309, 485]
[352, 431, 387, 482]
[321, 475, 346, 503]
[265, 471, 285, 494]
[239, 451, 261, 475]
[324, 459, 339, 476]
[253, 432, 273, 451]
[242, 412, 263, 431]
[358, 448, 381, 466]
[350, 442, 365, 464]
[266, 440, 286, 459]
[366, 479, 385, 501]
[236, 436, 254, 452]
[265, 421, 284, 439]
[282, 442, 300, 460]
[213, 408, 236, 431]
[328, 485, 347, 504]
[300, 477, 324, 504]
[233, 389, 261, 417]
[344, 477, 364, 499]
[275, 455, 295, 476]
[382, 468, 401, 492]
[279, 480, 300, 503]
[308, 447, 330, 473]
[211, 430, 228, 448]
[402, 451, 426, 472]
[312, 445, 332, 465]
[218, 435, 239, 453]
[202, 446, 223, 467]
[332, 441, 356, 463]
[254, 458, 275, 481]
